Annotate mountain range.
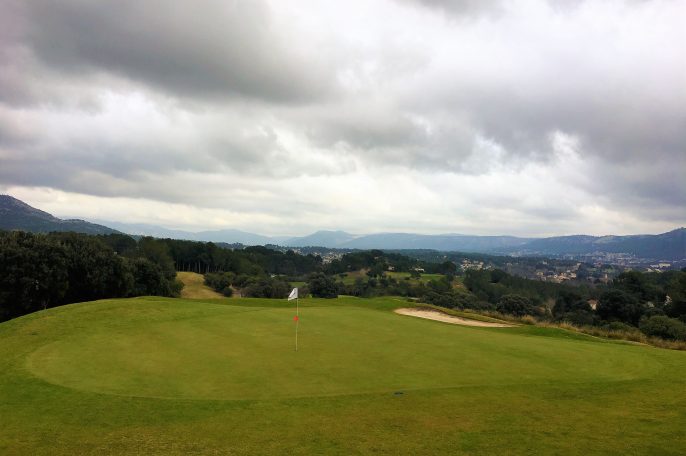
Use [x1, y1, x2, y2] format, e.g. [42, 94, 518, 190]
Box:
[1, 194, 684, 260]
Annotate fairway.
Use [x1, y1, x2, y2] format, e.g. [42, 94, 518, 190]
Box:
[2, 297, 686, 454]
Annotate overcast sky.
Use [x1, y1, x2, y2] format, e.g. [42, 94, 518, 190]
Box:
[1, 0, 684, 236]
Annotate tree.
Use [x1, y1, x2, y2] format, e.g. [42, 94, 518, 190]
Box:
[129, 258, 171, 296]
[307, 273, 338, 298]
[664, 271, 686, 321]
[0, 231, 69, 319]
[496, 294, 535, 316]
[439, 261, 457, 275]
[553, 290, 590, 316]
[596, 290, 645, 326]
[138, 237, 176, 280]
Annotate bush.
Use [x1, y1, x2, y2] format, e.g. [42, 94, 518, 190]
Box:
[204, 272, 233, 292]
[422, 290, 477, 309]
[307, 273, 338, 298]
[639, 315, 686, 341]
[496, 294, 536, 316]
[604, 321, 637, 332]
[242, 277, 290, 298]
[557, 310, 597, 327]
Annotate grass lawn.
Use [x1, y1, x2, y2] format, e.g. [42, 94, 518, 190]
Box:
[1, 296, 685, 454]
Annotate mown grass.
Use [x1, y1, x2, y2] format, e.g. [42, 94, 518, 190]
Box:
[1, 296, 685, 454]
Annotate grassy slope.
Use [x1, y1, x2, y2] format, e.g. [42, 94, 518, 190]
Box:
[177, 272, 224, 299]
[1, 296, 685, 455]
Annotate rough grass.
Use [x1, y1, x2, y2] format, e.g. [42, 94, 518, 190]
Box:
[1, 296, 685, 454]
[337, 270, 459, 288]
[473, 309, 686, 351]
[176, 272, 224, 299]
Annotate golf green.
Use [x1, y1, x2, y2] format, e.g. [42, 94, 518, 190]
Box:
[1, 296, 685, 454]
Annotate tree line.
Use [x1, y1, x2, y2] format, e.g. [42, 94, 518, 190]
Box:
[0, 232, 329, 319]
[0, 231, 181, 321]
[453, 268, 686, 341]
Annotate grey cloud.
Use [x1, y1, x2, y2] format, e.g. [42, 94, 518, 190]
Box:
[0, 0, 683, 234]
[0, 106, 353, 204]
[13, 0, 335, 104]
[300, 104, 481, 172]
[398, 0, 503, 16]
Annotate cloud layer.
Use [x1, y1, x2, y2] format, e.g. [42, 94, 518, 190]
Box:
[0, 0, 684, 236]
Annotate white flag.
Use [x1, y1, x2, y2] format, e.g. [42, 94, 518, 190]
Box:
[288, 288, 298, 301]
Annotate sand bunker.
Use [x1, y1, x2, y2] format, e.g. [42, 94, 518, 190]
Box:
[394, 308, 514, 327]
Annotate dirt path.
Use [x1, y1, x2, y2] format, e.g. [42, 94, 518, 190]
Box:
[394, 308, 514, 327]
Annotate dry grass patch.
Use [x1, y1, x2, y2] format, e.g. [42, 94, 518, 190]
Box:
[176, 272, 224, 299]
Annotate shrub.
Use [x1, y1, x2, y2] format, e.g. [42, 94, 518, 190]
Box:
[604, 321, 636, 332]
[242, 277, 290, 298]
[557, 310, 597, 327]
[422, 290, 478, 309]
[639, 315, 686, 341]
[496, 294, 536, 316]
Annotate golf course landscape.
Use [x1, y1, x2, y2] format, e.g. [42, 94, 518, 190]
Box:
[1, 296, 685, 455]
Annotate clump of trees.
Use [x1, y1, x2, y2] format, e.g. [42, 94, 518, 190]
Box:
[204, 271, 291, 298]
[593, 270, 686, 340]
[496, 294, 542, 317]
[204, 272, 234, 297]
[552, 289, 596, 326]
[0, 231, 182, 321]
[453, 266, 686, 343]
[307, 273, 339, 298]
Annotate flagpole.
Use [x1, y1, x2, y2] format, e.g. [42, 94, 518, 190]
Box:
[295, 296, 299, 352]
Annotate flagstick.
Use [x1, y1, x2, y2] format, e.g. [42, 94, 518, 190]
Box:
[295, 296, 299, 352]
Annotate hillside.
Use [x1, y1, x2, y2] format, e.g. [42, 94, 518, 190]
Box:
[342, 232, 530, 251]
[517, 228, 686, 260]
[284, 230, 357, 247]
[97, 221, 280, 245]
[0, 195, 119, 235]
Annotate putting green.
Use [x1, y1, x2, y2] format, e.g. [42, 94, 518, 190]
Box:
[3, 297, 686, 455]
[27, 301, 662, 400]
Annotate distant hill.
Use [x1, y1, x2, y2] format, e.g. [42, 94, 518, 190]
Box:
[284, 230, 686, 261]
[94, 220, 281, 245]
[3, 195, 683, 260]
[517, 229, 686, 260]
[284, 230, 357, 247]
[0, 195, 119, 235]
[341, 233, 531, 251]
